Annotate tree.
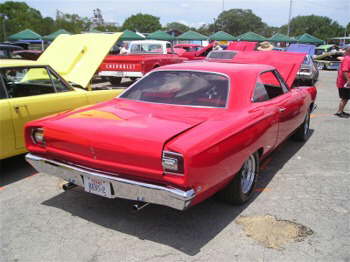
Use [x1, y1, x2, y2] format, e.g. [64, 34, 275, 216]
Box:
[214, 9, 266, 36]
[346, 22, 350, 36]
[164, 22, 189, 33]
[196, 24, 215, 36]
[279, 15, 345, 39]
[55, 11, 92, 33]
[0, 1, 45, 40]
[94, 24, 121, 32]
[122, 13, 161, 33]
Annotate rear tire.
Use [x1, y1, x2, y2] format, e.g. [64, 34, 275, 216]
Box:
[109, 77, 122, 85]
[292, 110, 310, 142]
[218, 152, 259, 205]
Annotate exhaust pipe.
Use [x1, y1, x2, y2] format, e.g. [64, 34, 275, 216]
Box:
[132, 202, 150, 211]
[62, 182, 77, 191]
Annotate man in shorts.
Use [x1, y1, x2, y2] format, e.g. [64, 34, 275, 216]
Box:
[335, 46, 350, 118]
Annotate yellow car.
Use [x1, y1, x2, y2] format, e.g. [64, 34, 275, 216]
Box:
[0, 33, 124, 159]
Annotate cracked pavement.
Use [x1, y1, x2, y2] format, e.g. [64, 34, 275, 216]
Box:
[1, 71, 349, 262]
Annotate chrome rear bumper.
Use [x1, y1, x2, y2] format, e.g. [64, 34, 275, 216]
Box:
[26, 153, 195, 210]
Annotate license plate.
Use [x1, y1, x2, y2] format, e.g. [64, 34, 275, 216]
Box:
[84, 176, 111, 198]
[99, 71, 124, 77]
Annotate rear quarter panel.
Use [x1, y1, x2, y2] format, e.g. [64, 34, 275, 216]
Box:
[165, 110, 278, 205]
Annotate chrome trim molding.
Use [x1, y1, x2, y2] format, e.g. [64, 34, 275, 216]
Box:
[26, 153, 195, 210]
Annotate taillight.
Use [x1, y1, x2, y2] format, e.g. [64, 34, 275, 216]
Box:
[31, 127, 46, 146]
[162, 151, 184, 175]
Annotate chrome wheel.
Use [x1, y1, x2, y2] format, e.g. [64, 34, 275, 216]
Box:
[240, 155, 256, 194]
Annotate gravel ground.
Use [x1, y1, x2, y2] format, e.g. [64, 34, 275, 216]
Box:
[1, 70, 349, 262]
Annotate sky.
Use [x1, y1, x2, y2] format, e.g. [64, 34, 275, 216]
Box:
[15, 0, 350, 27]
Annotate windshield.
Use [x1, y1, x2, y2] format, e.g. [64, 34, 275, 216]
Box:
[120, 71, 229, 108]
[130, 43, 163, 54]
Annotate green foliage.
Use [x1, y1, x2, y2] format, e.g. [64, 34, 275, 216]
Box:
[122, 13, 161, 33]
[55, 12, 92, 34]
[347, 23, 350, 35]
[280, 15, 345, 39]
[0, 1, 45, 40]
[95, 24, 120, 32]
[215, 9, 267, 36]
[165, 22, 189, 33]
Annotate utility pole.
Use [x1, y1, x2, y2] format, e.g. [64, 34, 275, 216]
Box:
[287, 0, 293, 36]
[222, 0, 225, 12]
[0, 14, 7, 41]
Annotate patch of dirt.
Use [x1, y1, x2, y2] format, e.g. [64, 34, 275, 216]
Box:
[236, 215, 313, 249]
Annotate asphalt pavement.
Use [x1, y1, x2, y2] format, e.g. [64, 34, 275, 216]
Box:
[1, 71, 349, 262]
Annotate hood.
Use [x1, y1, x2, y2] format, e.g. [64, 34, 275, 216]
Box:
[230, 51, 305, 88]
[38, 33, 122, 88]
[43, 100, 208, 179]
[226, 41, 258, 51]
[287, 44, 316, 56]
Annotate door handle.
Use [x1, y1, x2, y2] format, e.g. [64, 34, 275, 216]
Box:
[14, 104, 28, 114]
[279, 107, 286, 112]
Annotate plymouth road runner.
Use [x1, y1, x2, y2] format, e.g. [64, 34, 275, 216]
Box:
[26, 53, 317, 210]
[0, 33, 123, 159]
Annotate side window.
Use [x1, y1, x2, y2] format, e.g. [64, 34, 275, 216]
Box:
[253, 77, 269, 102]
[0, 77, 7, 99]
[2, 67, 55, 98]
[259, 71, 286, 99]
[47, 69, 72, 93]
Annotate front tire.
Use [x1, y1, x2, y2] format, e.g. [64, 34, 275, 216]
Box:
[218, 152, 259, 205]
[109, 77, 122, 85]
[292, 110, 310, 142]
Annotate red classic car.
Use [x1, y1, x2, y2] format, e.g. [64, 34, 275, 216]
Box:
[175, 43, 215, 60]
[98, 40, 186, 85]
[25, 53, 317, 211]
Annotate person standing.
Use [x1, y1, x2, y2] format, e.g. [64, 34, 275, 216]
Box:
[335, 46, 350, 118]
[213, 41, 223, 51]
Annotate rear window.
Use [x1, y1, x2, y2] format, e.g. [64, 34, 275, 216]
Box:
[120, 71, 229, 108]
[207, 51, 237, 60]
[130, 43, 163, 54]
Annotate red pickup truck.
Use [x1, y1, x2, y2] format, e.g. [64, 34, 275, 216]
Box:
[98, 40, 186, 85]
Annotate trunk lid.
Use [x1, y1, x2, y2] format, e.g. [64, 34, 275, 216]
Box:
[38, 33, 122, 88]
[44, 100, 209, 180]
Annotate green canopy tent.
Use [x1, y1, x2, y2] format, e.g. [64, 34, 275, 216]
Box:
[8, 29, 42, 41]
[120, 30, 145, 41]
[208, 31, 236, 41]
[43, 29, 71, 41]
[176, 30, 208, 41]
[296, 33, 323, 45]
[268, 33, 295, 43]
[237, 32, 266, 42]
[8, 29, 44, 50]
[146, 30, 175, 41]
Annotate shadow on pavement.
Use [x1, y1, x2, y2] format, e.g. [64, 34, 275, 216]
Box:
[0, 154, 36, 187]
[42, 132, 313, 256]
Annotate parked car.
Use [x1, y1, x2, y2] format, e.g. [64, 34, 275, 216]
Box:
[297, 55, 319, 85]
[0, 33, 124, 160]
[286, 44, 318, 85]
[25, 51, 317, 210]
[173, 44, 202, 52]
[0, 43, 23, 59]
[314, 51, 343, 70]
[174, 42, 216, 60]
[315, 44, 338, 56]
[98, 40, 186, 85]
[173, 44, 203, 59]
